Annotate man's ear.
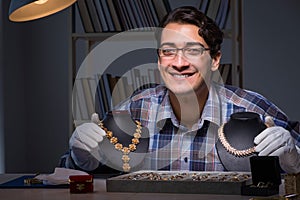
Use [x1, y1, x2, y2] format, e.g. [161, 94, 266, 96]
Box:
[211, 51, 222, 71]
[157, 59, 162, 71]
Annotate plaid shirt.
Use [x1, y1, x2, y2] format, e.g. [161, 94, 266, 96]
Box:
[116, 83, 300, 171]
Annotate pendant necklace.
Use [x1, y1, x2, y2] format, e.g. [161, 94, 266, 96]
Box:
[97, 120, 142, 172]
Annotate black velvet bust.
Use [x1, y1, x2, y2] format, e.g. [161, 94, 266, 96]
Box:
[216, 112, 267, 171]
[98, 110, 149, 172]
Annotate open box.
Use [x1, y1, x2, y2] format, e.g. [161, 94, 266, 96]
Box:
[241, 156, 282, 196]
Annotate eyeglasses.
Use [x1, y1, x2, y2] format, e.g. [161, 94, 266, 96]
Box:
[157, 46, 210, 60]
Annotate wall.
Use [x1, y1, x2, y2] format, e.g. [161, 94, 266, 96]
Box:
[0, 1, 72, 173]
[243, 0, 300, 121]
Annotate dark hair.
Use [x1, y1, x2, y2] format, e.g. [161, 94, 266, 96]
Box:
[155, 6, 223, 59]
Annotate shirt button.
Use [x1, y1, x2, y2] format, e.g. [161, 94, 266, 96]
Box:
[184, 157, 188, 163]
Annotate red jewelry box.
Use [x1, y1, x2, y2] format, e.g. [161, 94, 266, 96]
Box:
[69, 175, 93, 193]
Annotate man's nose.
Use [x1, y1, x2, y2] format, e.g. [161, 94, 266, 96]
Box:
[172, 52, 190, 68]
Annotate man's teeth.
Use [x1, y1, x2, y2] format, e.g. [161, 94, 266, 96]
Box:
[173, 74, 189, 78]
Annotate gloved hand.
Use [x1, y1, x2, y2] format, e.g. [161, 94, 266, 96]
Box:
[254, 116, 300, 174]
[69, 113, 106, 171]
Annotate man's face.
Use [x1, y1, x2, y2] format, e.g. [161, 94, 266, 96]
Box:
[158, 23, 221, 96]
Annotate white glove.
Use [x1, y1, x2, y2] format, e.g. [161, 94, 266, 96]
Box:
[69, 113, 106, 171]
[254, 116, 300, 174]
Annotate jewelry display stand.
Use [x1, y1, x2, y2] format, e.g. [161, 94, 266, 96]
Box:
[216, 112, 267, 171]
[98, 110, 149, 172]
[106, 170, 252, 194]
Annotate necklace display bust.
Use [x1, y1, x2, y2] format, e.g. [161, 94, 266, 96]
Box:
[216, 112, 267, 171]
[98, 110, 149, 172]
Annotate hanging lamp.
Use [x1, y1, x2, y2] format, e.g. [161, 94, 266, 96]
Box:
[9, 0, 76, 22]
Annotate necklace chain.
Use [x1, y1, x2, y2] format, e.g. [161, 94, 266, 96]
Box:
[98, 120, 142, 172]
[218, 123, 256, 157]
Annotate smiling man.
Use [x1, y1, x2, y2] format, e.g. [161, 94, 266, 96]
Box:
[67, 6, 300, 174]
[157, 22, 221, 130]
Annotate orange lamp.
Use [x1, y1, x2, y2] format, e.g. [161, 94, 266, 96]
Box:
[9, 0, 77, 22]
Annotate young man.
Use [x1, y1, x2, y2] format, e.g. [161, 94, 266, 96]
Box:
[66, 6, 300, 173]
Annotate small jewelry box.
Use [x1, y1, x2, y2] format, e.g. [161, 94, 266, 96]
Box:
[241, 156, 282, 196]
[69, 175, 93, 193]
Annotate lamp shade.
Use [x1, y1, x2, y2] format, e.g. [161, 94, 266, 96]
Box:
[9, 0, 77, 22]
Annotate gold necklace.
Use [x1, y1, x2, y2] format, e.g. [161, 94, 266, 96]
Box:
[218, 123, 256, 157]
[97, 120, 142, 172]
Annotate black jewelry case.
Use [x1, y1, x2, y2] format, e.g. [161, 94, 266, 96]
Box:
[241, 156, 282, 196]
